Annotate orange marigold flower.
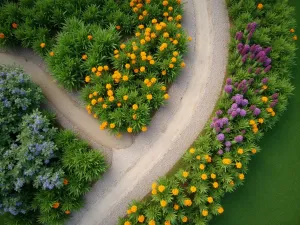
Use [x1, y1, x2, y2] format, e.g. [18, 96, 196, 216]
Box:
[218, 207, 224, 214]
[211, 173, 216, 179]
[141, 126, 148, 132]
[127, 127, 133, 133]
[293, 35, 298, 41]
[124, 221, 131, 225]
[63, 179, 69, 185]
[174, 204, 179, 210]
[252, 148, 257, 154]
[160, 200, 167, 207]
[158, 185, 165, 192]
[131, 205, 137, 212]
[88, 35, 93, 40]
[52, 202, 60, 209]
[116, 25, 121, 30]
[213, 182, 219, 188]
[189, 148, 195, 154]
[201, 173, 207, 180]
[120, 44, 126, 49]
[163, 1, 168, 6]
[146, 94, 152, 100]
[236, 162, 242, 169]
[164, 94, 169, 100]
[257, 3, 263, 10]
[182, 216, 188, 223]
[182, 171, 189, 178]
[238, 148, 244, 154]
[239, 173, 245, 180]
[207, 196, 213, 203]
[65, 210, 71, 215]
[190, 186, 196, 193]
[85, 76, 91, 83]
[0, 33, 5, 39]
[199, 164, 205, 170]
[138, 215, 145, 222]
[40, 43, 46, 48]
[202, 210, 208, 217]
[181, 62, 186, 68]
[49, 51, 54, 57]
[12, 23, 18, 29]
[82, 54, 88, 60]
[172, 188, 179, 195]
[149, 220, 156, 225]
[184, 199, 192, 206]
[132, 104, 138, 110]
[222, 158, 232, 165]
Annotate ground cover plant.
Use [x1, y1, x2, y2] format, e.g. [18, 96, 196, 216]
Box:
[0, 65, 108, 225]
[118, 1, 297, 225]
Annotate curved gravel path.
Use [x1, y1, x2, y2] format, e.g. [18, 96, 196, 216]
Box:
[65, 0, 230, 224]
[0, 0, 229, 224]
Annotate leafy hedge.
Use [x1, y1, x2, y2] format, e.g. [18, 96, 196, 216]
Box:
[118, 1, 297, 225]
[0, 65, 108, 225]
[0, 0, 136, 54]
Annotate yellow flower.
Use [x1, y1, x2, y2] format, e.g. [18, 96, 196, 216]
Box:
[82, 54, 88, 60]
[239, 173, 245, 180]
[173, 51, 179, 57]
[258, 118, 264, 124]
[173, 204, 179, 210]
[196, 155, 201, 160]
[163, 12, 168, 17]
[120, 44, 126, 49]
[127, 209, 132, 215]
[142, 126, 148, 132]
[177, 23, 182, 28]
[155, 24, 162, 31]
[40, 42, 46, 48]
[124, 221, 131, 225]
[107, 90, 113, 96]
[207, 197, 213, 203]
[49, 51, 54, 57]
[150, 60, 155, 65]
[202, 210, 208, 217]
[138, 24, 144, 29]
[162, 70, 167, 75]
[290, 28, 295, 33]
[140, 66, 146, 72]
[164, 94, 170, 100]
[173, 40, 178, 45]
[102, 104, 107, 109]
[213, 182, 219, 188]
[96, 71, 101, 77]
[190, 186, 196, 193]
[152, 19, 157, 24]
[199, 164, 205, 170]
[109, 96, 114, 102]
[139, 15, 144, 20]
[249, 120, 256, 125]
[140, 39, 146, 44]
[222, 158, 232, 165]
[138, 215, 145, 223]
[168, 6, 173, 11]
[127, 127, 133, 133]
[182, 171, 189, 178]
[218, 207, 224, 214]
[252, 148, 257, 154]
[98, 97, 103, 103]
[131, 205, 137, 213]
[147, 82, 152, 87]
[125, 64, 131, 69]
[211, 173, 216, 179]
[236, 162, 242, 169]
[160, 200, 167, 207]
[91, 67, 97, 73]
[182, 216, 188, 223]
[132, 104, 138, 110]
[162, 1, 168, 6]
[171, 57, 177, 63]
[169, 63, 174, 68]
[261, 96, 268, 103]
[238, 148, 244, 154]
[85, 76, 91, 83]
[93, 91, 98, 96]
[158, 185, 165, 192]
[172, 188, 179, 195]
[189, 148, 195, 154]
[104, 65, 109, 71]
[176, 15, 182, 21]
[152, 189, 157, 195]
[181, 62, 186, 68]
[123, 95, 128, 101]
[147, 94, 153, 100]
[117, 102, 122, 107]
[201, 174, 207, 180]
[123, 75, 129, 81]
[184, 199, 192, 206]
[91, 99, 97, 105]
[188, 36, 192, 41]
[164, 221, 170, 225]
[257, 3, 263, 10]
[151, 182, 157, 189]
[110, 123, 115, 129]
[149, 220, 156, 225]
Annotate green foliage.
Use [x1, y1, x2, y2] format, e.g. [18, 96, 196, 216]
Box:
[118, 1, 297, 225]
[0, 66, 108, 225]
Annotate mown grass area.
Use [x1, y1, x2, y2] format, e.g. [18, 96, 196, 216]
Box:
[210, 0, 300, 224]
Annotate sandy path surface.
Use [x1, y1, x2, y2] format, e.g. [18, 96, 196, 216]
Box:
[0, 0, 229, 224]
[0, 51, 133, 159]
[64, 0, 229, 224]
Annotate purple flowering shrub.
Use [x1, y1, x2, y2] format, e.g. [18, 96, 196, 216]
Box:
[0, 65, 44, 146]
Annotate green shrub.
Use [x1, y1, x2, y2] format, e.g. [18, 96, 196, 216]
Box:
[0, 66, 108, 225]
[118, 1, 297, 225]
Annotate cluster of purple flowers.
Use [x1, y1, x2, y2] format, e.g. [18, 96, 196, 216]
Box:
[270, 93, 279, 108]
[227, 94, 248, 118]
[249, 105, 262, 116]
[236, 22, 272, 73]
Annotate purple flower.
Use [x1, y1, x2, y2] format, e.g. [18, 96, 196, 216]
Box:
[237, 43, 244, 52]
[264, 65, 272, 73]
[225, 147, 231, 152]
[248, 30, 254, 40]
[264, 58, 272, 67]
[255, 68, 261, 75]
[255, 51, 266, 60]
[218, 149, 224, 155]
[249, 105, 256, 111]
[216, 110, 223, 116]
[242, 99, 249, 106]
[241, 45, 250, 55]
[234, 135, 244, 143]
[264, 47, 272, 54]
[222, 117, 229, 124]
[272, 93, 279, 99]
[270, 101, 277, 108]
[225, 128, 231, 133]
[250, 44, 257, 53]
[254, 107, 261, 116]
[226, 78, 232, 85]
[215, 127, 221, 133]
[225, 141, 232, 147]
[235, 31, 243, 41]
[262, 77, 269, 84]
[217, 133, 225, 142]
[225, 85, 233, 94]
[240, 109, 247, 117]
[231, 111, 238, 118]
[242, 55, 248, 63]
[248, 67, 253, 73]
[241, 129, 246, 134]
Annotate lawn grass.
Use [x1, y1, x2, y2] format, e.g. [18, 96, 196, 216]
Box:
[210, 1, 300, 224]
